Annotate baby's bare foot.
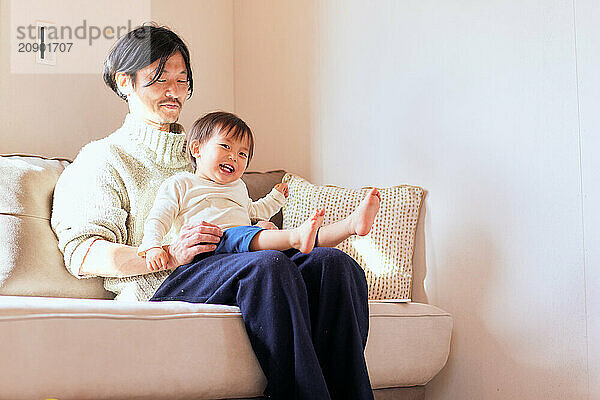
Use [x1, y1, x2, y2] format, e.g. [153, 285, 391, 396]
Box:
[351, 188, 381, 236]
[292, 208, 325, 253]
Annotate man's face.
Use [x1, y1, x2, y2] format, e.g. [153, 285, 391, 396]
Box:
[128, 52, 189, 124]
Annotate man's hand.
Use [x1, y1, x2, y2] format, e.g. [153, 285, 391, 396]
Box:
[166, 221, 223, 268]
[274, 182, 289, 198]
[255, 220, 279, 230]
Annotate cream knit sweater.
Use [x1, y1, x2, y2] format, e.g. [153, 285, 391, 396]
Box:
[51, 114, 192, 301]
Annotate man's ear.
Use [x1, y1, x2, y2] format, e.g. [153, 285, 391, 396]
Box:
[115, 72, 133, 97]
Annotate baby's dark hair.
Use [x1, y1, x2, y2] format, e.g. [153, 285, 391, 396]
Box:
[187, 111, 254, 171]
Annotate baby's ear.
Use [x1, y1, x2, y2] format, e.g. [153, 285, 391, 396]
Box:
[189, 140, 200, 158]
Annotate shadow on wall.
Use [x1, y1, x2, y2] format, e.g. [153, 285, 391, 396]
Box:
[411, 191, 428, 304]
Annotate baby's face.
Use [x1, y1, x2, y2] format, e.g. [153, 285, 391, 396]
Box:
[193, 132, 250, 184]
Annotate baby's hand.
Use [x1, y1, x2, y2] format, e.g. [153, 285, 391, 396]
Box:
[255, 220, 279, 230]
[145, 247, 170, 271]
[275, 182, 289, 198]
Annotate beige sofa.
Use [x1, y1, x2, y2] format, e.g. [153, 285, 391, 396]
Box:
[0, 154, 452, 400]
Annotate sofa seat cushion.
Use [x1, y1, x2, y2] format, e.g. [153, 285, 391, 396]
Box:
[0, 296, 452, 400]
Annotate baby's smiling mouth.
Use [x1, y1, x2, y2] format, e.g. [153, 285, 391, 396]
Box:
[219, 163, 235, 173]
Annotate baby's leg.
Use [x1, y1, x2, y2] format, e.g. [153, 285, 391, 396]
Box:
[316, 188, 381, 247]
[249, 209, 325, 254]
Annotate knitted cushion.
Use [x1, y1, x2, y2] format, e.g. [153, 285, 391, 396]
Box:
[282, 173, 423, 300]
[0, 154, 114, 299]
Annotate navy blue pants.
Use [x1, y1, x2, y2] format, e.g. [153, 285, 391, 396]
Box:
[150, 247, 373, 400]
[212, 225, 264, 254]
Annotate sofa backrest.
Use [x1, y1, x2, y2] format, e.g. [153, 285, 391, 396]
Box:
[0, 154, 113, 298]
[0, 154, 285, 299]
[241, 170, 286, 228]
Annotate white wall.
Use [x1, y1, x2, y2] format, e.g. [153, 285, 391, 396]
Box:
[575, 0, 600, 396]
[234, 1, 597, 399]
[0, 0, 234, 159]
[233, 1, 317, 178]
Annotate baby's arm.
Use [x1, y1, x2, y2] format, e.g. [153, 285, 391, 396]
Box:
[138, 178, 182, 265]
[249, 182, 288, 221]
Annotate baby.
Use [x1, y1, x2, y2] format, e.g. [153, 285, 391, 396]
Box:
[139, 111, 381, 271]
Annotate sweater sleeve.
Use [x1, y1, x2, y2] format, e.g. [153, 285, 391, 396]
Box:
[137, 177, 181, 256]
[50, 143, 130, 279]
[248, 188, 286, 221]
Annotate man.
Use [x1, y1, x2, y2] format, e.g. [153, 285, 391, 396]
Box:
[51, 23, 374, 399]
[52, 24, 221, 294]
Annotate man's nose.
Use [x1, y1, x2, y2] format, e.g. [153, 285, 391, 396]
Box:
[165, 81, 178, 98]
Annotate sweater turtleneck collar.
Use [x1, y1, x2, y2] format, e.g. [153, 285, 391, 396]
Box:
[119, 113, 189, 167]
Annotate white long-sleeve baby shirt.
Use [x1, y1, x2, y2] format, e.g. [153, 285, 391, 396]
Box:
[138, 172, 286, 255]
